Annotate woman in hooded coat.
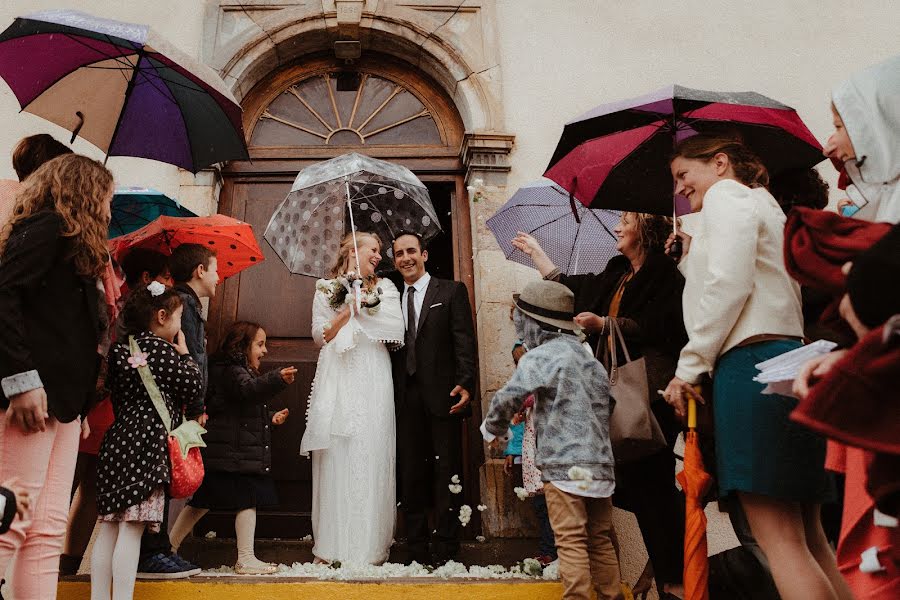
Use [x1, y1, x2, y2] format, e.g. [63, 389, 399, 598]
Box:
[824, 53, 900, 223]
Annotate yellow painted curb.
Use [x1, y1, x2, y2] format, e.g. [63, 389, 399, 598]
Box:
[58, 579, 564, 600]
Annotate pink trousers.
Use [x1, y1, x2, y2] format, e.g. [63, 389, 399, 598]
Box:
[0, 413, 81, 600]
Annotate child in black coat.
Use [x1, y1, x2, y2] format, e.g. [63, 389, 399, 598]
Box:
[169, 321, 296, 574]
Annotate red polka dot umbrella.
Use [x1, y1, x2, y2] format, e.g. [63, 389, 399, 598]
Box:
[109, 214, 264, 279]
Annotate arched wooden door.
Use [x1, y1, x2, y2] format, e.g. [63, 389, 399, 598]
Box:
[205, 54, 477, 537]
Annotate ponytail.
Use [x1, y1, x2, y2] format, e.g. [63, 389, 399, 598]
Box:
[121, 287, 182, 335]
[672, 134, 769, 188]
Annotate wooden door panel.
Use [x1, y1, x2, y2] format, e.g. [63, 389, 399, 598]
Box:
[232, 182, 318, 336]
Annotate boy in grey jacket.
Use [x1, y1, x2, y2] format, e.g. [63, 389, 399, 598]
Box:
[482, 281, 621, 600]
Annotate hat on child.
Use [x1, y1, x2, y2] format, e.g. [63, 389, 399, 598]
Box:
[513, 280, 579, 332]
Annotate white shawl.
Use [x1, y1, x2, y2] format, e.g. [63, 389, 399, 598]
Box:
[299, 278, 403, 455]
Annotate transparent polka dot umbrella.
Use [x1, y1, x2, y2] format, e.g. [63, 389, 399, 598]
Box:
[265, 152, 442, 277]
[109, 214, 264, 279]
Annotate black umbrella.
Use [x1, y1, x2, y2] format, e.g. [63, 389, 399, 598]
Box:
[545, 85, 825, 215]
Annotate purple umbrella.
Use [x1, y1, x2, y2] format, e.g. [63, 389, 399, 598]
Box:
[486, 178, 621, 275]
[0, 10, 248, 172]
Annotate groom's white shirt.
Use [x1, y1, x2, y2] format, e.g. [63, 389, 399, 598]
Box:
[402, 271, 431, 331]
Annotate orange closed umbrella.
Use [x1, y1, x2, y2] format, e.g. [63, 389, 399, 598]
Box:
[676, 394, 712, 600]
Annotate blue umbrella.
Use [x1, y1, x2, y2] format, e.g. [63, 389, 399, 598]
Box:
[109, 187, 197, 238]
[486, 178, 621, 276]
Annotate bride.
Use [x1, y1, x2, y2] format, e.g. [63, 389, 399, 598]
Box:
[300, 231, 404, 565]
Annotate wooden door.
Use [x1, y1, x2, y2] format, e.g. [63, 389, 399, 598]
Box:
[204, 177, 471, 537]
[200, 55, 480, 538]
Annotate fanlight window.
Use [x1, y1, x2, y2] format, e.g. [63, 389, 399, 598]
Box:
[251, 72, 442, 147]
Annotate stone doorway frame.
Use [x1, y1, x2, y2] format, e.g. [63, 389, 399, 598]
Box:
[202, 1, 522, 536]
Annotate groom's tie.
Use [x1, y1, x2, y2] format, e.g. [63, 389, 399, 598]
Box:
[405, 287, 417, 375]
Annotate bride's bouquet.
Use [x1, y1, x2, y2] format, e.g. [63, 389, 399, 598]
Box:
[317, 272, 383, 315]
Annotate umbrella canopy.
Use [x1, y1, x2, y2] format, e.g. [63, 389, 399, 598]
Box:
[265, 153, 441, 277]
[109, 214, 264, 280]
[545, 85, 824, 214]
[108, 187, 197, 238]
[486, 178, 621, 275]
[676, 397, 713, 600]
[0, 10, 248, 172]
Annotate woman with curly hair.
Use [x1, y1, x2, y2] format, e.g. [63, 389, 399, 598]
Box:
[513, 212, 688, 599]
[0, 153, 113, 598]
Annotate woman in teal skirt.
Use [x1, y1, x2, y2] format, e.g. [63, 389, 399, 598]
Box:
[663, 135, 852, 600]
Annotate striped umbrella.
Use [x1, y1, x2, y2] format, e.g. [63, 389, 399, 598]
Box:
[486, 178, 621, 275]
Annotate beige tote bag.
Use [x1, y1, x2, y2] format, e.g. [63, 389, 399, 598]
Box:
[602, 319, 667, 463]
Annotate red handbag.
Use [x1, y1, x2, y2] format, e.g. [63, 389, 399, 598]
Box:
[129, 337, 206, 499]
[166, 435, 205, 499]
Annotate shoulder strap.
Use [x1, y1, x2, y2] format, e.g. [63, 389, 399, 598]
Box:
[608, 318, 632, 363]
[601, 319, 632, 385]
[129, 336, 172, 433]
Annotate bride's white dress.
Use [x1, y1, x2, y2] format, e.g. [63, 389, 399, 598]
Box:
[300, 277, 404, 565]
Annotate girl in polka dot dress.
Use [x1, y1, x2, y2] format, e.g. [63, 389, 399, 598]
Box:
[91, 284, 204, 600]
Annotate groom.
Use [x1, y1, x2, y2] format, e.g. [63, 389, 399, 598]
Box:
[391, 232, 477, 565]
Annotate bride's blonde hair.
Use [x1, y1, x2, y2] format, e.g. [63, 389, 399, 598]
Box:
[329, 231, 382, 278]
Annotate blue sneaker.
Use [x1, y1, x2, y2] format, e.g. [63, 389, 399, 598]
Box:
[136, 552, 201, 580]
[170, 553, 202, 575]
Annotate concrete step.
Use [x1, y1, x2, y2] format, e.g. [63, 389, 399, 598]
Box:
[58, 577, 563, 600]
[179, 537, 543, 569]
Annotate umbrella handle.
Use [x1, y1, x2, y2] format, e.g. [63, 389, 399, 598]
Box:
[346, 179, 362, 276]
[71, 111, 85, 144]
[687, 395, 697, 431]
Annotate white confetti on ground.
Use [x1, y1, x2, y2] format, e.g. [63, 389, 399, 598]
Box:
[199, 560, 559, 580]
[513, 487, 528, 500]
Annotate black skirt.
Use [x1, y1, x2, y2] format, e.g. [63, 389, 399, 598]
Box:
[188, 471, 278, 511]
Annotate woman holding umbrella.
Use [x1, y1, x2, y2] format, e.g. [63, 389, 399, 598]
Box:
[513, 211, 688, 599]
[663, 135, 852, 600]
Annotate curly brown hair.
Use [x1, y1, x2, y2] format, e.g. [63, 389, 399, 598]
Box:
[218, 321, 263, 371]
[768, 168, 829, 215]
[622, 211, 673, 255]
[0, 154, 113, 278]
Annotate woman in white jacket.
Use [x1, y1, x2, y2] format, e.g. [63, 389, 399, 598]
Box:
[663, 135, 852, 600]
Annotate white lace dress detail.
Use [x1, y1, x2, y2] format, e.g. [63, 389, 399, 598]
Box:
[300, 278, 403, 565]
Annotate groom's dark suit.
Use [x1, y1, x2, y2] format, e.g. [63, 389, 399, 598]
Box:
[391, 274, 476, 563]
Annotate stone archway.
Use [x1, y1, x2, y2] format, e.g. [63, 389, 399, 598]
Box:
[198, 2, 526, 539]
[204, 2, 505, 136]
